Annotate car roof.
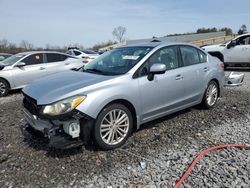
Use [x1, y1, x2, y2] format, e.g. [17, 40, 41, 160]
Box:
[17, 51, 68, 56]
[118, 41, 195, 48]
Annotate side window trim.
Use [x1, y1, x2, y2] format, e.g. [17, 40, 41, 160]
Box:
[133, 45, 180, 79]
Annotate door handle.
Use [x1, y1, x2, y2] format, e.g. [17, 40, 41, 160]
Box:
[39, 67, 45, 70]
[65, 63, 70, 65]
[203, 67, 209, 72]
[175, 74, 183, 80]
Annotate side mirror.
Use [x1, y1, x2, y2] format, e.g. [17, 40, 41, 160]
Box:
[148, 63, 167, 81]
[16, 62, 26, 67]
[227, 40, 237, 49]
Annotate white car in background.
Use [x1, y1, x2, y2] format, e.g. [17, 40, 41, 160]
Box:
[203, 33, 250, 67]
[0, 51, 83, 96]
[66, 48, 99, 63]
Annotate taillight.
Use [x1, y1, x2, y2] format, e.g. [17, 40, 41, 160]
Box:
[220, 63, 224, 69]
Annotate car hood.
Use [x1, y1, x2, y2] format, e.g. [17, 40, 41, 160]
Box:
[202, 44, 225, 52]
[23, 71, 115, 105]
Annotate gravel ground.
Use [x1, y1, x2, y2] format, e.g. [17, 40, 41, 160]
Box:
[0, 70, 249, 188]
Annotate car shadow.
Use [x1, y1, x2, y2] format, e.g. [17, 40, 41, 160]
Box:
[8, 89, 22, 95]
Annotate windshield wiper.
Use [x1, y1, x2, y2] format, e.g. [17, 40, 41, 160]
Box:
[84, 68, 106, 75]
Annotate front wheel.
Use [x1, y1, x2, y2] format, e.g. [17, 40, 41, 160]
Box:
[93, 104, 133, 150]
[202, 81, 219, 109]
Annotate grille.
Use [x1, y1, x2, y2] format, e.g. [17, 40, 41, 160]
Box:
[23, 95, 40, 115]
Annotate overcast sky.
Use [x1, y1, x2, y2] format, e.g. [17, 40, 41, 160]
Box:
[0, 0, 249, 48]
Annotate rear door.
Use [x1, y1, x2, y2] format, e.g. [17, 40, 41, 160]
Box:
[137, 46, 185, 123]
[179, 45, 208, 103]
[43, 53, 72, 76]
[12, 53, 46, 87]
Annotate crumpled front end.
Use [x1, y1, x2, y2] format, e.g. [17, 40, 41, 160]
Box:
[21, 94, 94, 149]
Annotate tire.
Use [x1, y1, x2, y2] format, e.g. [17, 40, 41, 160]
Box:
[93, 103, 133, 150]
[0, 78, 10, 97]
[202, 81, 219, 109]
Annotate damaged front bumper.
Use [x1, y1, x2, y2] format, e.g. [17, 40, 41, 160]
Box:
[21, 106, 94, 149]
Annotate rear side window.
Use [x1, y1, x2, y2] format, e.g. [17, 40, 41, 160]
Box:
[180, 46, 200, 66]
[198, 50, 207, 63]
[22, 54, 43, 65]
[46, 53, 68, 63]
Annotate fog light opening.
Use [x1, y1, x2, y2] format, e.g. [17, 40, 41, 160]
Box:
[63, 120, 80, 138]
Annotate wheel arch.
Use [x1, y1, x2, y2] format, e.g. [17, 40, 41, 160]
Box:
[209, 78, 221, 97]
[0, 77, 11, 89]
[101, 99, 138, 131]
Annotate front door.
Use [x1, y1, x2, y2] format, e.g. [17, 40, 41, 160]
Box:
[137, 46, 185, 123]
[12, 53, 46, 88]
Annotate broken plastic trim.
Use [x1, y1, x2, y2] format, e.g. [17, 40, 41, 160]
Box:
[224, 72, 244, 87]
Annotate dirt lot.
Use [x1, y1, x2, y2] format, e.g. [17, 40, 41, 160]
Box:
[0, 70, 249, 188]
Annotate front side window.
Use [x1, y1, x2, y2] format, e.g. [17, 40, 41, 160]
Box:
[84, 47, 152, 75]
[46, 53, 67, 63]
[148, 46, 179, 70]
[236, 36, 250, 45]
[21, 54, 43, 65]
[137, 46, 179, 77]
[180, 46, 200, 66]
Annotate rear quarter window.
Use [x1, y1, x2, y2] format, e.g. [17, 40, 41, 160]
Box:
[198, 50, 207, 63]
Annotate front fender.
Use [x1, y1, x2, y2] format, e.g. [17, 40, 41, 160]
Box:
[76, 81, 141, 122]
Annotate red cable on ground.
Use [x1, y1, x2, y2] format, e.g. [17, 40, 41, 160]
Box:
[173, 144, 250, 188]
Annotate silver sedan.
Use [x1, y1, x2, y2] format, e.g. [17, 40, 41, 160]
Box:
[22, 42, 225, 150]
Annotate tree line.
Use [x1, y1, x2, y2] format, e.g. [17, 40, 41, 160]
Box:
[0, 25, 248, 54]
[166, 25, 248, 37]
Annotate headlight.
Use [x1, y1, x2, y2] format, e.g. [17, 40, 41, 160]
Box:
[41, 96, 86, 116]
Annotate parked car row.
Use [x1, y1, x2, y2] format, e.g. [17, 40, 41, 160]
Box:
[0, 51, 83, 96]
[21, 42, 225, 150]
[66, 48, 99, 63]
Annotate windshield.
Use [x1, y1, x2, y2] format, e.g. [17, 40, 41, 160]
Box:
[84, 47, 152, 75]
[0, 54, 25, 66]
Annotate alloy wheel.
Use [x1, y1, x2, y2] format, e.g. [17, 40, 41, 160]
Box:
[100, 109, 130, 145]
[0, 82, 6, 95]
[206, 83, 218, 106]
